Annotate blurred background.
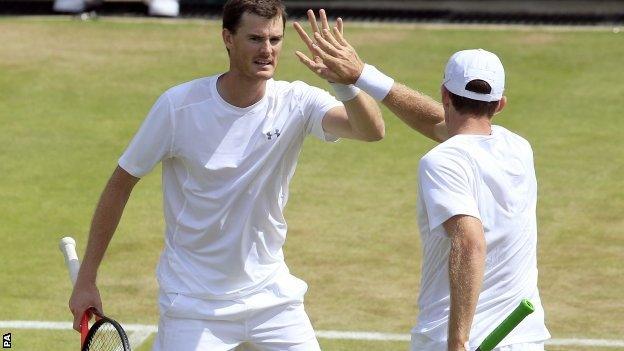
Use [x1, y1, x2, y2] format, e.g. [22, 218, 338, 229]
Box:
[1, 0, 624, 24]
[1, 0, 623, 350]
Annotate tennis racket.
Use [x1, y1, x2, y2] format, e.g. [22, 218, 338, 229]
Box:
[475, 299, 535, 351]
[59, 236, 131, 351]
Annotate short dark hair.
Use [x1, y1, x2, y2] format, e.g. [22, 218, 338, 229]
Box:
[448, 79, 499, 117]
[222, 0, 287, 34]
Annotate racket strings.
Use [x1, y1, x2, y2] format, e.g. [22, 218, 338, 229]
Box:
[84, 321, 128, 351]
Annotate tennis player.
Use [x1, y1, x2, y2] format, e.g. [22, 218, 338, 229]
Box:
[67, 0, 425, 350]
[296, 10, 550, 351]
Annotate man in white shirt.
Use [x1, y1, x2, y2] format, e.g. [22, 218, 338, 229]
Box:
[67, 1, 445, 350]
[412, 50, 550, 351]
[295, 11, 549, 351]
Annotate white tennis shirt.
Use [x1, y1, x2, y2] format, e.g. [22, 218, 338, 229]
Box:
[119, 75, 341, 300]
[413, 125, 550, 349]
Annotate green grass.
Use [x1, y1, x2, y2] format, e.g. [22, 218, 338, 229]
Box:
[1, 17, 623, 350]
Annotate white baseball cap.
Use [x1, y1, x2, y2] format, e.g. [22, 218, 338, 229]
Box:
[443, 49, 505, 102]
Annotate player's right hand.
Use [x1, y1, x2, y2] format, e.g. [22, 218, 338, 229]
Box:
[69, 279, 103, 331]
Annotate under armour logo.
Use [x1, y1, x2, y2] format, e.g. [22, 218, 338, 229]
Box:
[266, 129, 281, 140]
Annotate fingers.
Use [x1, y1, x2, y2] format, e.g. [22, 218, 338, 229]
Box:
[314, 32, 340, 56]
[300, 9, 347, 51]
[72, 304, 105, 331]
[295, 20, 341, 55]
[333, 25, 349, 47]
[72, 306, 89, 331]
[319, 9, 344, 47]
[309, 43, 343, 74]
[308, 9, 341, 43]
[295, 51, 340, 82]
[72, 311, 81, 331]
[307, 9, 320, 35]
[293, 21, 315, 53]
[91, 302, 104, 319]
[295, 51, 322, 72]
[295, 9, 357, 84]
[69, 283, 103, 332]
[322, 28, 342, 48]
[319, 9, 331, 33]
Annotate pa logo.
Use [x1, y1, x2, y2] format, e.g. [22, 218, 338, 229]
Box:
[2, 333, 10, 348]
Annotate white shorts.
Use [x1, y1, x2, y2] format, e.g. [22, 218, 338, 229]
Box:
[410, 333, 545, 351]
[153, 276, 320, 351]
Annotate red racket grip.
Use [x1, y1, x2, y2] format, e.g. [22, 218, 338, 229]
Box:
[80, 311, 89, 347]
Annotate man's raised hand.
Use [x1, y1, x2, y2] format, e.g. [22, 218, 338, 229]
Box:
[293, 9, 364, 85]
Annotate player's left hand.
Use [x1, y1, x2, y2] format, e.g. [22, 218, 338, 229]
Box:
[293, 9, 364, 85]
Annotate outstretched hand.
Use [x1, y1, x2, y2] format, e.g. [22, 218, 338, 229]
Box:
[293, 9, 365, 85]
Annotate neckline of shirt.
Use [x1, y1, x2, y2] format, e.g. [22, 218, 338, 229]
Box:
[450, 125, 502, 140]
[211, 74, 272, 114]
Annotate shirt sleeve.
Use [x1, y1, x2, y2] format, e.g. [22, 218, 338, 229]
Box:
[118, 92, 174, 178]
[297, 82, 343, 142]
[418, 151, 481, 232]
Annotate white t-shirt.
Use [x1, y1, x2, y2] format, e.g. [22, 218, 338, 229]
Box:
[119, 75, 341, 300]
[413, 125, 550, 349]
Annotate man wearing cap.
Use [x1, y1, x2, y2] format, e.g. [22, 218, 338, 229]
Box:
[295, 11, 550, 351]
[410, 49, 551, 351]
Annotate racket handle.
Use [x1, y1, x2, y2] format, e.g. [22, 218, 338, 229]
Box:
[80, 312, 89, 346]
[59, 237, 80, 284]
[59, 237, 90, 348]
[476, 299, 535, 351]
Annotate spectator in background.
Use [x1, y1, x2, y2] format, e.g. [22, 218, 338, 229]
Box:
[53, 0, 179, 17]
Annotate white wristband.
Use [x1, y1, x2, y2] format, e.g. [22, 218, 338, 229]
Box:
[329, 83, 360, 102]
[354, 64, 394, 101]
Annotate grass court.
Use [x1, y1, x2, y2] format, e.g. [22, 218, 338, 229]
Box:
[0, 17, 622, 350]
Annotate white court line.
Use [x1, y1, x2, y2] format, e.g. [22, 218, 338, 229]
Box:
[2, 321, 624, 348]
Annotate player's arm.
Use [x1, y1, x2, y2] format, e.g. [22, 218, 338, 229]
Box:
[69, 165, 139, 331]
[293, 9, 447, 142]
[319, 94, 384, 142]
[443, 214, 486, 351]
[383, 83, 447, 142]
